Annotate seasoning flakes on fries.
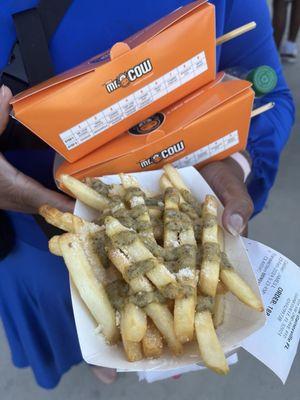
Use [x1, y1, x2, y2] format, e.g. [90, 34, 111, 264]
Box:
[39, 164, 263, 375]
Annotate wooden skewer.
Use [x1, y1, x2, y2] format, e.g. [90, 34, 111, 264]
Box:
[216, 22, 256, 46]
[251, 102, 275, 118]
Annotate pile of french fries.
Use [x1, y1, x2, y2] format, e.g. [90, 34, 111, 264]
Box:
[39, 164, 263, 375]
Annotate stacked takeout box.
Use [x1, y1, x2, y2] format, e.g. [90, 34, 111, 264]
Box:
[10, 0, 255, 188]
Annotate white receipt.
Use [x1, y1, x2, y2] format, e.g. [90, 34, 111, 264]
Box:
[241, 238, 300, 383]
[133, 239, 300, 384]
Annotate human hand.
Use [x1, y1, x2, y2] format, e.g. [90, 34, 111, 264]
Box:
[0, 85, 74, 214]
[197, 157, 253, 236]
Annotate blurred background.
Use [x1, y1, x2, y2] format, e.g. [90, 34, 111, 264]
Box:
[0, 1, 299, 398]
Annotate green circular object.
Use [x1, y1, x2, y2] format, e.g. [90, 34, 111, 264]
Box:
[247, 66, 278, 97]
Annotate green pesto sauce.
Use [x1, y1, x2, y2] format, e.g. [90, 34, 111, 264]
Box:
[145, 196, 163, 207]
[125, 258, 156, 281]
[202, 242, 220, 263]
[106, 280, 129, 311]
[180, 190, 202, 215]
[124, 187, 145, 203]
[221, 252, 233, 270]
[86, 178, 110, 197]
[196, 295, 214, 313]
[165, 187, 180, 205]
[91, 233, 110, 269]
[203, 214, 217, 228]
[160, 282, 180, 299]
[130, 290, 165, 308]
[111, 231, 136, 248]
[140, 236, 165, 258]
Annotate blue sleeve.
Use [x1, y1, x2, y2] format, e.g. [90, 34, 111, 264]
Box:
[219, 0, 295, 215]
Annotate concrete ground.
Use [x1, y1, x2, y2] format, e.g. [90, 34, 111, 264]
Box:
[1, 21, 299, 400]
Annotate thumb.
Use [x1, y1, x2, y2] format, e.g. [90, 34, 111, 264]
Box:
[0, 85, 13, 134]
[200, 161, 253, 236]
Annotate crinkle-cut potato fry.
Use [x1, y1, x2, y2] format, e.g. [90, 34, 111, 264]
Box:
[121, 302, 147, 342]
[145, 303, 182, 356]
[142, 319, 163, 359]
[120, 311, 143, 362]
[60, 174, 109, 210]
[199, 195, 220, 297]
[59, 233, 119, 344]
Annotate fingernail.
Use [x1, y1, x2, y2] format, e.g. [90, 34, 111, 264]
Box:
[1, 85, 10, 100]
[228, 214, 245, 236]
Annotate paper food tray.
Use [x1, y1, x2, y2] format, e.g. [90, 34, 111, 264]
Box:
[71, 166, 266, 371]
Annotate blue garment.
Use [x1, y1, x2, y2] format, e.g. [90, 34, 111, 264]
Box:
[0, 0, 295, 389]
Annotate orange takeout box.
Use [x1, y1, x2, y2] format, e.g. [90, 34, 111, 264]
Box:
[11, 0, 216, 163]
[55, 73, 254, 185]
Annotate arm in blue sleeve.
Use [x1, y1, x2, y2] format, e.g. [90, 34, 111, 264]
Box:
[219, 0, 295, 215]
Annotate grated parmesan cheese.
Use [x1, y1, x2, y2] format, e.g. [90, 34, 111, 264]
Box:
[130, 196, 145, 207]
[115, 311, 121, 327]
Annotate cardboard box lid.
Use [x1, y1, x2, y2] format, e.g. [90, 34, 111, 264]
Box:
[60, 73, 252, 176]
[10, 0, 208, 105]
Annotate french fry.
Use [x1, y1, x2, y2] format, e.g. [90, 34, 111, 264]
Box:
[145, 302, 182, 356]
[218, 227, 263, 312]
[121, 302, 147, 342]
[220, 265, 264, 312]
[60, 174, 109, 210]
[59, 233, 119, 344]
[195, 296, 229, 374]
[120, 312, 143, 361]
[164, 187, 197, 343]
[120, 173, 156, 241]
[81, 232, 108, 285]
[49, 235, 62, 256]
[216, 280, 229, 295]
[142, 319, 164, 359]
[213, 294, 225, 328]
[159, 173, 174, 192]
[163, 164, 189, 192]
[199, 195, 220, 297]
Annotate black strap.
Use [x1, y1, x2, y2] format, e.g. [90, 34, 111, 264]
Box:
[13, 9, 55, 86]
[1, 0, 73, 92]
